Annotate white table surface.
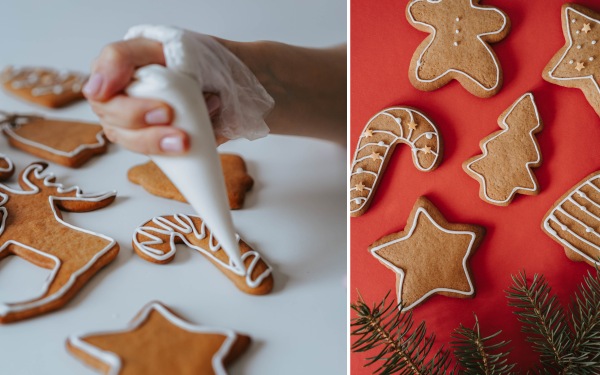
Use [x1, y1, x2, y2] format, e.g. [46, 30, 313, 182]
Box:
[0, 0, 347, 373]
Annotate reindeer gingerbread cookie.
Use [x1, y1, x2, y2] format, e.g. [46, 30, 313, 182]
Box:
[0, 153, 14, 180]
[0, 162, 119, 323]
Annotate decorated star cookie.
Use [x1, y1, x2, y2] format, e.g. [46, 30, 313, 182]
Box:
[128, 154, 254, 210]
[0, 162, 119, 323]
[543, 4, 600, 116]
[1, 66, 86, 108]
[0, 153, 14, 180]
[350, 106, 443, 217]
[406, 0, 511, 98]
[542, 170, 600, 267]
[67, 301, 250, 375]
[1, 113, 107, 168]
[133, 214, 273, 295]
[463, 93, 543, 206]
[369, 197, 486, 310]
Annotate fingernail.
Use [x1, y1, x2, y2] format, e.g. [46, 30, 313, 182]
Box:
[160, 135, 184, 153]
[145, 108, 169, 124]
[206, 95, 221, 114]
[83, 73, 104, 97]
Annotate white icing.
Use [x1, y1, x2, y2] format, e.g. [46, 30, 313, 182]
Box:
[578, 45, 582, 49]
[370, 207, 477, 311]
[454, 42, 458, 46]
[456, 30, 459, 33]
[570, 60, 574, 64]
[577, 30, 581, 34]
[591, 57, 595, 61]
[0, 153, 13, 174]
[349, 107, 441, 214]
[465, 93, 541, 204]
[593, 40, 597, 44]
[67, 302, 237, 375]
[0, 66, 87, 97]
[133, 214, 272, 288]
[408, 0, 507, 92]
[0, 164, 117, 316]
[573, 18, 577, 23]
[456, 17, 459, 21]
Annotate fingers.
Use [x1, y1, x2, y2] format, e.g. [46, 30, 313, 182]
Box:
[83, 38, 166, 102]
[90, 95, 173, 129]
[103, 124, 189, 156]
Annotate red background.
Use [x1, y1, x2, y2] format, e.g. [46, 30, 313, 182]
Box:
[350, 0, 600, 371]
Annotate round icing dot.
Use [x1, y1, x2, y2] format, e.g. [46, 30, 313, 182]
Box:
[579, 191, 586, 197]
[578, 45, 582, 49]
[577, 30, 580, 34]
[456, 30, 459, 34]
[570, 60, 574, 64]
[581, 206, 587, 211]
[378, 141, 385, 146]
[426, 133, 433, 139]
[593, 41, 597, 45]
[27, 73, 38, 83]
[573, 19, 576, 23]
[354, 199, 361, 204]
[454, 42, 458, 46]
[561, 225, 568, 231]
[456, 17, 459, 21]
[53, 85, 63, 94]
[587, 227, 594, 233]
[591, 57, 595, 61]
[356, 168, 363, 173]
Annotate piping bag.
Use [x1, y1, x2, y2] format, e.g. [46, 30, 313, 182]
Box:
[126, 65, 245, 275]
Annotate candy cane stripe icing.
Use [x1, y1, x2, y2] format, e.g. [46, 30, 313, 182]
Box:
[543, 171, 600, 267]
[350, 107, 443, 217]
[132, 214, 273, 295]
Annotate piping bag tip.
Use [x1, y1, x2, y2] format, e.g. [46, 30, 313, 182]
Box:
[126, 65, 245, 275]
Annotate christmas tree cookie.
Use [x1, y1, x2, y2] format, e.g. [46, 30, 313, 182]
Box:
[406, 0, 511, 98]
[350, 106, 443, 217]
[463, 93, 543, 206]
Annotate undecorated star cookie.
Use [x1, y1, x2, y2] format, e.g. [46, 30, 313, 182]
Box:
[67, 301, 250, 375]
[542, 170, 600, 267]
[369, 197, 486, 310]
[128, 154, 254, 210]
[406, 0, 511, 98]
[1, 114, 108, 168]
[132, 214, 273, 295]
[0, 153, 14, 180]
[463, 92, 543, 206]
[0, 162, 119, 323]
[350, 106, 443, 217]
[543, 4, 600, 117]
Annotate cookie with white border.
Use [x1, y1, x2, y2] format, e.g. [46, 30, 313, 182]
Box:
[0, 153, 14, 180]
[350, 106, 443, 217]
[463, 92, 543, 206]
[543, 4, 600, 117]
[369, 196, 485, 310]
[67, 301, 250, 375]
[132, 214, 273, 295]
[406, 0, 511, 98]
[0, 162, 118, 323]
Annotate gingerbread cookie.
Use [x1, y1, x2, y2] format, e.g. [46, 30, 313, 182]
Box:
[128, 154, 254, 210]
[1, 66, 86, 108]
[0, 153, 14, 180]
[0, 162, 119, 323]
[406, 0, 511, 98]
[543, 4, 600, 117]
[1, 113, 107, 168]
[67, 301, 250, 375]
[542, 170, 600, 267]
[350, 107, 443, 217]
[369, 197, 485, 310]
[133, 214, 273, 295]
[463, 93, 543, 206]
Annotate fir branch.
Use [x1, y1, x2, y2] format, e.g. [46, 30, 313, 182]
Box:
[451, 314, 515, 375]
[351, 290, 454, 375]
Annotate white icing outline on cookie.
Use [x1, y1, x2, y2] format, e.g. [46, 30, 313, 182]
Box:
[0, 66, 87, 97]
[349, 107, 441, 214]
[370, 207, 477, 311]
[548, 7, 600, 95]
[543, 174, 600, 266]
[1, 122, 106, 158]
[407, 0, 507, 92]
[67, 302, 238, 375]
[0, 153, 13, 174]
[133, 214, 272, 288]
[465, 93, 542, 204]
[0, 163, 117, 317]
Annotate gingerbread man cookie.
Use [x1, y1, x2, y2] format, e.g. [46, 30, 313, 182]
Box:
[406, 0, 511, 98]
[463, 93, 543, 206]
[67, 301, 250, 375]
[0, 162, 119, 323]
[1, 113, 107, 168]
[1, 66, 86, 108]
[542, 170, 600, 267]
[369, 197, 486, 310]
[350, 106, 443, 217]
[543, 4, 600, 117]
[133, 214, 273, 295]
[128, 154, 254, 210]
[0, 153, 14, 180]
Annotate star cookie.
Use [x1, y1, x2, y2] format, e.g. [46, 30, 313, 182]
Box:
[542, 170, 600, 267]
[543, 4, 600, 117]
[406, 0, 511, 98]
[369, 197, 486, 310]
[0, 153, 14, 180]
[350, 106, 443, 217]
[128, 154, 254, 210]
[67, 302, 250, 375]
[463, 93, 544, 206]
